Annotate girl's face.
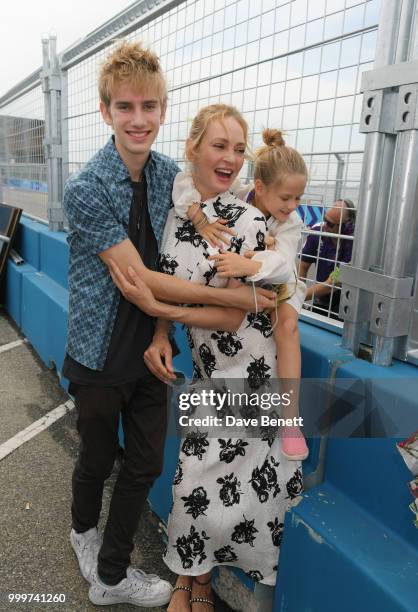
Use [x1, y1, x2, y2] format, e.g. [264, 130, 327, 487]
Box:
[254, 174, 306, 223]
[189, 117, 246, 201]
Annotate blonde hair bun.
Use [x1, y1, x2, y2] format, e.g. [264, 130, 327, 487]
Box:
[254, 127, 307, 186]
[262, 128, 285, 148]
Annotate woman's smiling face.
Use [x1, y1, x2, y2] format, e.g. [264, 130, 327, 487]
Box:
[189, 117, 246, 201]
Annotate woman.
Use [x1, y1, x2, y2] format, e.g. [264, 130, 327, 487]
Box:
[111, 104, 303, 611]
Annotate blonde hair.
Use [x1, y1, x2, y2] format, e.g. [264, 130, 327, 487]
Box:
[254, 128, 307, 186]
[186, 104, 248, 160]
[98, 40, 167, 108]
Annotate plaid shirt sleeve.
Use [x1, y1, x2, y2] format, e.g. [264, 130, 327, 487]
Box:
[64, 176, 128, 255]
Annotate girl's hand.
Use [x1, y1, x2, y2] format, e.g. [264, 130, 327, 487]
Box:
[265, 234, 275, 250]
[199, 218, 236, 248]
[208, 251, 262, 278]
[108, 260, 164, 317]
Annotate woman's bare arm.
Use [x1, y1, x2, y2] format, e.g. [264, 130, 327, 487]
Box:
[108, 260, 247, 332]
[100, 238, 275, 312]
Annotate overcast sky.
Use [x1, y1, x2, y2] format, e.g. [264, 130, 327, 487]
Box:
[0, 0, 136, 97]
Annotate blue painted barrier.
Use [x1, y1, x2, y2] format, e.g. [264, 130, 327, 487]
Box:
[274, 321, 418, 612]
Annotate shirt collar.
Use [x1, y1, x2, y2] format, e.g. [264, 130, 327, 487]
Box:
[101, 136, 155, 183]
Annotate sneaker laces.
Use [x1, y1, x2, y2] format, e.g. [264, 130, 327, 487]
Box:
[127, 570, 153, 594]
[127, 567, 159, 584]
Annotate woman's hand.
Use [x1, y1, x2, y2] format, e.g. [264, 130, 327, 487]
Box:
[198, 218, 236, 248]
[208, 251, 262, 278]
[107, 260, 164, 317]
[144, 332, 176, 384]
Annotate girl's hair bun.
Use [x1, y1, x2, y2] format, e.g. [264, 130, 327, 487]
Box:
[262, 128, 285, 147]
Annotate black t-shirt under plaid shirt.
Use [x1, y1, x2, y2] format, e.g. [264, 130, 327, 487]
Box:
[63, 178, 158, 385]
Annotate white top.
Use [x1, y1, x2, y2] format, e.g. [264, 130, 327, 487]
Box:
[172, 171, 304, 286]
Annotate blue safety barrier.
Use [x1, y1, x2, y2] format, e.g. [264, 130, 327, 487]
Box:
[6, 178, 48, 193]
[274, 322, 418, 612]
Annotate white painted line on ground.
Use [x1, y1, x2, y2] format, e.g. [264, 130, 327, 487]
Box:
[0, 400, 75, 461]
[0, 339, 27, 354]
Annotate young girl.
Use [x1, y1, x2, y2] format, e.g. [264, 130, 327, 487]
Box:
[172, 128, 309, 461]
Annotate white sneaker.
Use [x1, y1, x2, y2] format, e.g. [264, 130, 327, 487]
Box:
[88, 567, 173, 607]
[70, 527, 102, 584]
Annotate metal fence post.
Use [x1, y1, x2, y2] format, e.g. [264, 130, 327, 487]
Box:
[341, 0, 412, 357]
[41, 35, 64, 232]
[372, 2, 418, 365]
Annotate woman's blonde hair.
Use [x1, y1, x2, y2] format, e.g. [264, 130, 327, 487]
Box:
[186, 104, 248, 160]
[254, 129, 307, 186]
[98, 40, 167, 108]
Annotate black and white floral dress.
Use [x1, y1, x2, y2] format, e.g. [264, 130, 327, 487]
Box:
[160, 190, 303, 585]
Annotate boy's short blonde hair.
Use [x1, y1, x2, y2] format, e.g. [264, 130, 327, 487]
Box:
[98, 40, 167, 108]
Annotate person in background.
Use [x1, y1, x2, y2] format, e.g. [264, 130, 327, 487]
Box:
[298, 199, 355, 319]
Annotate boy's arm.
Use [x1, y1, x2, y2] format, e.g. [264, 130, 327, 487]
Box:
[145, 279, 246, 383]
[100, 239, 276, 312]
[108, 261, 246, 331]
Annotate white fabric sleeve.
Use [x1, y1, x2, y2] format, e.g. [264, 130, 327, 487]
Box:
[172, 171, 201, 218]
[247, 211, 303, 284]
[247, 250, 292, 284]
[237, 209, 294, 285]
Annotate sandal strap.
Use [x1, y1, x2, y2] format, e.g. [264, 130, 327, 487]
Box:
[190, 596, 215, 607]
[173, 584, 192, 593]
[193, 575, 212, 586]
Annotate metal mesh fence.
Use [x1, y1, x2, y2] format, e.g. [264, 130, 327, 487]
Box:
[0, 85, 47, 220]
[0, 0, 381, 326]
[62, 0, 380, 326]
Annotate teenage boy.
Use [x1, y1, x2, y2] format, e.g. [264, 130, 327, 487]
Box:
[64, 41, 275, 608]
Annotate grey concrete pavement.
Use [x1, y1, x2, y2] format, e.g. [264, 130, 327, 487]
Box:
[0, 311, 233, 612]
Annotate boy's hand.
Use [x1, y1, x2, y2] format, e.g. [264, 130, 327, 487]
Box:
[144, 332, 176, 384]
[198, 218, 236, 248]
[108, 260, 163, 317]
[208, 251, 262, 278]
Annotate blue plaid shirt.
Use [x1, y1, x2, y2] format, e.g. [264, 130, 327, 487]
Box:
[64, 137, 179, 370]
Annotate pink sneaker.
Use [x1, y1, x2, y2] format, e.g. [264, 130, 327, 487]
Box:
[281, 426, 309, 461]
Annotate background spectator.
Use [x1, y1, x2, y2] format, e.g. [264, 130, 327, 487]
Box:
[298, 199, 356, 319]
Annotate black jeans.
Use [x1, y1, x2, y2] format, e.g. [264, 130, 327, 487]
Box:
[71, 374, 167, 584]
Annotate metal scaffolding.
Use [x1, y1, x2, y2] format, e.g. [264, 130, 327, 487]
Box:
[340, 0, 418, 365]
